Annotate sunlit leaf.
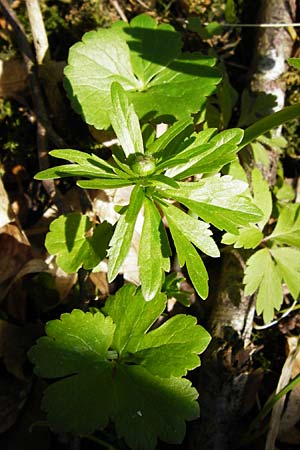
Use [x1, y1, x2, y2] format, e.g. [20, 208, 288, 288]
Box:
[45, 213, 113, 273]
[166, 218, 209, 299]
[110, 82, 144, 157]
[244, 248, 283, 323]
[139, 198, 165, 300]
[267, 204, 300, 247]
[64, 14, 221, 129]
[271, 247, 300, 300]
[29, 285, 210, 449]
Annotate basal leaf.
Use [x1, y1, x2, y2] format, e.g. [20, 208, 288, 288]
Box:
[267, 204, 300, 247]
[244, 248, 283, 323]
[28, 284, 207, 449]
[64, 15, 221, 129]
[110, 81, 144, 157]
[128, 52, 221, 123]
[250, 142, 270, 167]
[121, 14, 182, 85]
[29, 309, 115, 378]
[134, 314, 211, 377]
[113, 366, 199, 450]
[45, 213, 113, 273]
[244, 248, 269, 296]
[102, 284, 166, 355]
[64, 26, 139, 129]
[138, 198, 165, 300]
[107, 186, 144, 281]
[41, 369, 113, 433]
[271, 247, 300, 300]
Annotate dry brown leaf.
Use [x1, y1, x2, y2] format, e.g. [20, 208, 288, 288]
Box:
[91, 186, 133, 225]
[0, 177, 14, 227]
[266, 336, 300, 450]
[0, 258, 48, 302]
[89, 271, 109, 297]
[92, 186, 142, 284]
[46, 260, 78, 301]
[0, 223, 32, 283]
[277, 336, 300, 445]
[0, 57, 27, 98]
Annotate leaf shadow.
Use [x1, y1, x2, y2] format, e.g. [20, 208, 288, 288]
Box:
[123, 27, 221, 78]
[65, 213, 82, 252]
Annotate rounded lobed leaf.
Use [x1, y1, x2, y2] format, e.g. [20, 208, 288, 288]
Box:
[28, 285, 209, 449]
[64, 14, 221, 129]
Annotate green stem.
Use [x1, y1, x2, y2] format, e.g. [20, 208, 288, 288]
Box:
[242, 372, 300, 444]
[239, 103, 300, 150]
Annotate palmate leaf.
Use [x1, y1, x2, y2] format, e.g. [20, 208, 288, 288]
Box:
[267, 204, 300, 247]
[163, 175, 262, 234]
[34, 148, 125, 183]
[64, 14, 221, 129]
[28, 285, 211, 450]
[222, 226, 263, 249]
[132, 314, 209, 377]
[166, 219, 209, 299]
[165, 128, 244, 178]
[271, 247, 300, 300]
[160, 202, 220, 258]
[244, 246, 300, 323]
[244, 248, 283, 324]
[45, 213, 113, 273]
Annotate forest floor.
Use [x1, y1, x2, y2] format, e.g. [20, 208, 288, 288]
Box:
[0, 1, 300, 450]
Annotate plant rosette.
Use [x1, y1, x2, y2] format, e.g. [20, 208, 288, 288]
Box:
[36, 82, 263, 301]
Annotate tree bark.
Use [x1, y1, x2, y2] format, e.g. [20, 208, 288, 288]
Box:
[190, 2, 296, 449]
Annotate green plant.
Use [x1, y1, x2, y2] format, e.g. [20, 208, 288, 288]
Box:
[29, 13, 300, 449]
[28, 284, 211, 449]
[222, 168, 300, 323]
[63, 14, 221, 129]
[36, 81, 262, 300]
